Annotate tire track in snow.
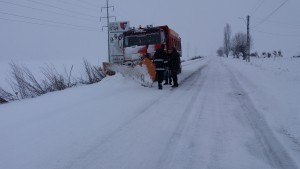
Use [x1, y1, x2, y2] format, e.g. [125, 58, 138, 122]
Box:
[155, 64, 209, 169]
[65, 62, 209, 169]
[223, 60, 298, 169]
[179, 59, 210, 86]
[65, 92, 168, 169]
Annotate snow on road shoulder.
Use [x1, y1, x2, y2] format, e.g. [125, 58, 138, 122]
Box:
[0, 57, 209, 169]
[222, 57, 300, 166]
[0, 73, 160, 169]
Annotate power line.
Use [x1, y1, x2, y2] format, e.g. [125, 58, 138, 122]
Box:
[74, 0, 101, 9]
[252, 17, 300, 29]
[252, 0, 289, 28]
[77, 0, 100, 9]
[0, 11, 100, 30]
[0, 16, 99, 31]
[54, 0, 99, 11]
[250, 0, 265, 16]
[0, 0, 97, 22]
[25, 0, 99, 18]
[252, 29, 300, 37]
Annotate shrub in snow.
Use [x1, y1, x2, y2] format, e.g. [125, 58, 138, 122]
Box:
[0, 96, 8, 104]
[0, 60, 106, 104]
[41, 64, 70, 91]
[0, 87, 16, 101]
[79, 59, 105, 84]
[8, 62, 45, 99]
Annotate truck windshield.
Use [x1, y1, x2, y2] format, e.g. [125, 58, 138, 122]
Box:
[124, 32, 161, 47]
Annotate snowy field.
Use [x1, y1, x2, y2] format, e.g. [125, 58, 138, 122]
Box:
[0, 56, 300, 169]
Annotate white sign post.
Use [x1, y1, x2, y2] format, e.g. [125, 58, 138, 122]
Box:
[109, 21, 130, 64]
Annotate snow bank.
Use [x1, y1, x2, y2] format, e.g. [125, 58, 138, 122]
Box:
[222, 57, 300, 166]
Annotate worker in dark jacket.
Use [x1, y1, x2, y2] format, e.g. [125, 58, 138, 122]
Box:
[153, 44, 167, 90]
[169, 47, 181, 87]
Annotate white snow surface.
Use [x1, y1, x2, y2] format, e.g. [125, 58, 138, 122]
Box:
[0, 56, 300, 169]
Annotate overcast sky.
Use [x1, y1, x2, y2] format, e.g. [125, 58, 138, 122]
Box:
[0, 0, 299, 64]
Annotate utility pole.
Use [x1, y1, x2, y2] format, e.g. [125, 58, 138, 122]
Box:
[246, 15, 250, 62]
[100, 0, 116, 63]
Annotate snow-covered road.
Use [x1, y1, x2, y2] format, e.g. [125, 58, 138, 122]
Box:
[1, 57, 299, 169]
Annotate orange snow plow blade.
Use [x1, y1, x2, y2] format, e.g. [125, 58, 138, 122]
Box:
[102, 59, 156, 87]
[139, 57, 156, 81]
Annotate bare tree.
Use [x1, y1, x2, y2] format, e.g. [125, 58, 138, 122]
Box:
[251, 51, 259, 57]
[278, 50, 283, 57]
[217, 47, 224, 57]
[231, 32, 248, 59]
[223, 23, 231, 57]
[268, 52, 271, 58]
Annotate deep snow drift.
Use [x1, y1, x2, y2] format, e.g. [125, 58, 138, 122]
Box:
[0, 56, 299, 169]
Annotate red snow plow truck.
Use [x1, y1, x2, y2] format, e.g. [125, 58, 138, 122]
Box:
[103, 25, 182, 86]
